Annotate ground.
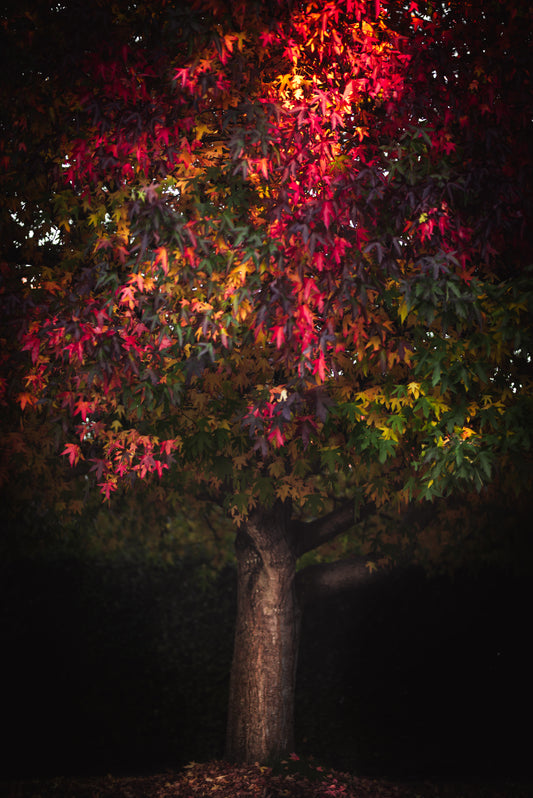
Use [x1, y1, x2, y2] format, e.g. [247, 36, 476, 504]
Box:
[3, 761, 532, 798]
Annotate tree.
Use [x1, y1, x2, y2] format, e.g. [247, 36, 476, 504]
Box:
[1, 0, 532, 764]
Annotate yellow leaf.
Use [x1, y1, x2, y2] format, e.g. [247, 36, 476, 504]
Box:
[276, 483, 292, 501]
[237, 299, 252, 321]
[378, 425, 398, 442]
[194, 122, 216, 140]
[408, 381, 421, 400]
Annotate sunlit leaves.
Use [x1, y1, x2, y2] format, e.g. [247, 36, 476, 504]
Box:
[1, 0, 532, 527]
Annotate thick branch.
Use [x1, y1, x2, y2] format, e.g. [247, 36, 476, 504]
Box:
[296, 556, 395, 608]
[292, 500, 375, 559]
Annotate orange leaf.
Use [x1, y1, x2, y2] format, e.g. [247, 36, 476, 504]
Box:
[18, 392, 36, 411]
[155, 247, 169, 275]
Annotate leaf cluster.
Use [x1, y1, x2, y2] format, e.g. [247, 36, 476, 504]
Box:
[1, 0, 532, 558]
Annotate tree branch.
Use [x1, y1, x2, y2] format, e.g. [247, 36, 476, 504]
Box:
[295, 555, 396, 608]
[292, 500, 376, 559]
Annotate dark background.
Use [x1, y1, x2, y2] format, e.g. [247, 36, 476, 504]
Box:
[1, 553, 531, 782]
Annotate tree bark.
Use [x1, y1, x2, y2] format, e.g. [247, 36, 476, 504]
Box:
[225, 498, 384, 764]
[225, 501, 299, 763]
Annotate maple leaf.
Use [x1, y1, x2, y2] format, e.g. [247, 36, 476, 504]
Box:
[18, 392, 36, 411]
[62, 442, 83, 467]
[312, 352, 327, 383]
[268, 427, 284, 448]
[74, 400, 93, 422]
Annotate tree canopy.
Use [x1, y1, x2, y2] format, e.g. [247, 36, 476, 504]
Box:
[1, 0, 532, 549]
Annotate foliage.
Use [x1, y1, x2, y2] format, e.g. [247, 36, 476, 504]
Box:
[1, 0, 532, 550]
[0, 448, 236, 570]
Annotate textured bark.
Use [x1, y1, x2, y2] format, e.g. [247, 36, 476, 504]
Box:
[226, 502, 299, 763]
[225, 498, 385, 763]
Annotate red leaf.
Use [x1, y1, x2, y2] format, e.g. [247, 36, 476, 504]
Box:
[268, 427, 284, 448]
[74, 399, 93, 421]
[273, 325, 285, 348]
[62, 442, 83, 467]
[313, 351, 327, 383]
[322, 200, 335, 230]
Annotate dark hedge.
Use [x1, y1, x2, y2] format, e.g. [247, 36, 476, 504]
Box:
[1, 556, 530, 781]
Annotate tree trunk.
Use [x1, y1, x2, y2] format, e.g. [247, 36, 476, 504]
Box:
[225, 502, 299, 763]
[224, 498, 382, 764]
